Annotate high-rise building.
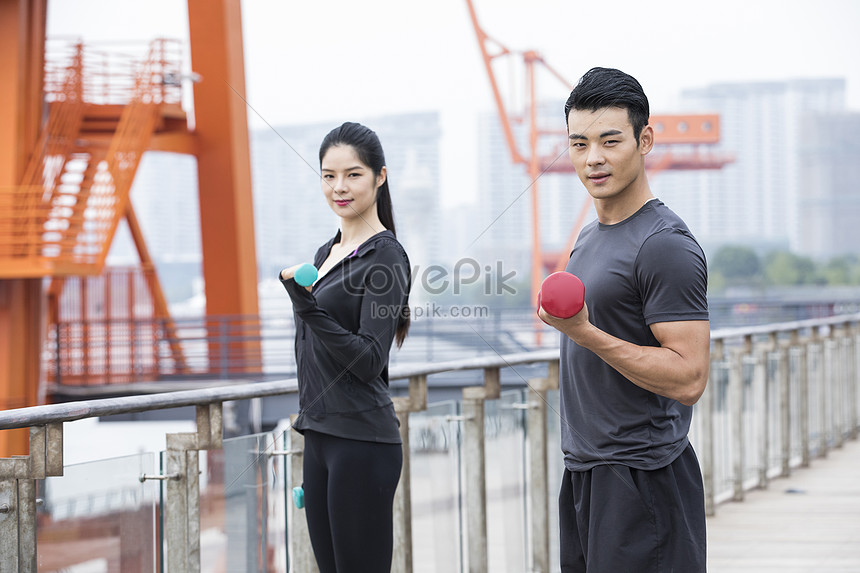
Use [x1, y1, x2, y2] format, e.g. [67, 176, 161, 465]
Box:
[655, 78, 846, 256]
[799, 111, 860, 259]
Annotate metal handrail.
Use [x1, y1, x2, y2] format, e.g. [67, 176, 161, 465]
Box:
[6, 313, 860, 430]
[708, 312, 860, 339]
[1, 349, 562, 430]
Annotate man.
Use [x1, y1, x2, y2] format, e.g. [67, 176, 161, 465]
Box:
[539, 67, 710, 572]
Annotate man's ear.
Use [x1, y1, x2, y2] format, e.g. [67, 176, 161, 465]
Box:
[639, 125, 654, 155]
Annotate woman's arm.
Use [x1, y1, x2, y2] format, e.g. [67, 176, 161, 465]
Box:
[281, 245, 409, 381]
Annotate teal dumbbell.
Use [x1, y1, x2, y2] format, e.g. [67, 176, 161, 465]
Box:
[294, 263, 318, 287]
[292, 486, 305, 509]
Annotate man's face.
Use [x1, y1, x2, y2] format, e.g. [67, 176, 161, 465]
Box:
[567, 106, 652, 201]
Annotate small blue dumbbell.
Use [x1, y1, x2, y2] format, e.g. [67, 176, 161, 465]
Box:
[292, 486, 305, 509]
[294, 263, 318, 287]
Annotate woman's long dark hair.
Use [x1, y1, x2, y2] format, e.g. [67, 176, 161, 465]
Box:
[319, 122, 410, 347]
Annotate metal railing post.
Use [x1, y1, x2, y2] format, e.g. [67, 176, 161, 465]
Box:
[812, 328, 828, 458]
[778, 340, 791, 477]
[700, 339, 720, 516]
[458, 367, 500, 573]
[754, 345, 769, 488]
[163, 403, 222, 573]
[824, 333, 836, 453]
[392, 398, 413, 573]
[729, 346, 745, 501]
[526, 375, 550, 573]
[797, 332, 811, 468]
[834, 326, 846, 447]
[0, 424, 63, 573]
[0, 478, 21, 573]
[526, 360, 558, 573]
[391, 374, 427, 573]
[462, 387, 487, 573]
[834, 325, 849, 442]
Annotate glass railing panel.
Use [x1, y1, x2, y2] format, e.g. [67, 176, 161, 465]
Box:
[37, 452, 158, 572]
[408, 399, 462, 573]
[207, 431, 288, 573]
[485, 389, 527, 572]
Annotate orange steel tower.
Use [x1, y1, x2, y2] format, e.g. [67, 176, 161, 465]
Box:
[0, 0, 260, 456]
[465, 0, 734, 317]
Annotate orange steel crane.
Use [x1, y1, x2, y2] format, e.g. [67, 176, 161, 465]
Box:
[465, 0, 734, 316]
[0, 0, 260, 457]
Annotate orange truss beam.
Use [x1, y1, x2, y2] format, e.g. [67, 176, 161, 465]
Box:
[188, 0, 261, 365]
[0, 0, 48, 456]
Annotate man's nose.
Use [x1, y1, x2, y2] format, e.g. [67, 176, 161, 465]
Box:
[586, 145, 605, 166]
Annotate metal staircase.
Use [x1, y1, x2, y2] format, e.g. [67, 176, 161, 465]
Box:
[0, 39, 191, 389]
[0, 39, 184, 278]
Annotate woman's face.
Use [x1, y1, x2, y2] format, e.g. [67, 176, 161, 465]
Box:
[320, 144, 386, 222]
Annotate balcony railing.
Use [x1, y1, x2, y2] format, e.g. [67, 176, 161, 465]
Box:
[1, 313, 858, 572]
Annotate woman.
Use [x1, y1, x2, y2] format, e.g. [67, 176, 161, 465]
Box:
[279, 122, 411, 572]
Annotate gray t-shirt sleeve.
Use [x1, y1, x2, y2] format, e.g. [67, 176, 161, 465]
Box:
[636, 228, 709, 325]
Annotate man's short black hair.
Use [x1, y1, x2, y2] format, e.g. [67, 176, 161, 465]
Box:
[564, 67, 650, 142]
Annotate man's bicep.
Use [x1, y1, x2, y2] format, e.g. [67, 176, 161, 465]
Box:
[650, 320, 711, 367]
[649, 320, 711, 404]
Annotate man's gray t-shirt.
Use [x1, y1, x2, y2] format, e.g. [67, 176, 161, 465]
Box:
[560, 199, 709, 471]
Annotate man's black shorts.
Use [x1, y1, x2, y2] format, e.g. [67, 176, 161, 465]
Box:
[558, 443, 707, 572]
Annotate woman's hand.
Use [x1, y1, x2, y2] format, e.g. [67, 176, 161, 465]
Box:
[279, 265, 301, 281]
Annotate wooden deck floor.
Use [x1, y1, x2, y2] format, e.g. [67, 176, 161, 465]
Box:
[707, 436, 860, 572]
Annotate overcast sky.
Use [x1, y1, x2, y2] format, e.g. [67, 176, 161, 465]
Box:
[47, 0, 860, 205]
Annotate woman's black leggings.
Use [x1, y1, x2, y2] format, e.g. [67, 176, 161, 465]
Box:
[302, 430, 403, 573]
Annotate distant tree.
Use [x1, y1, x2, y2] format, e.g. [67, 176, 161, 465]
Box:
[764, 251, 820, 285]
[822, 254, 860, 286]
[823, 256, 851, 285]
[711, 245, 761, 282]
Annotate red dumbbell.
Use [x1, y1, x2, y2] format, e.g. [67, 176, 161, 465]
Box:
[537, 271, 585, 318]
